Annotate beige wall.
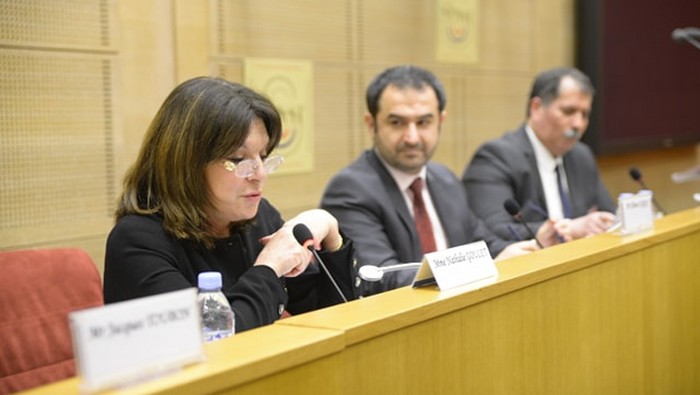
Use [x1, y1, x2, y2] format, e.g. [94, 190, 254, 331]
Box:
[1, 0, 697, 274]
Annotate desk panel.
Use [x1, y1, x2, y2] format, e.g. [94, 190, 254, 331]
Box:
[276, 207, 700, 394]
[20, 208, 700, 394]
[19, 324, 344, 395]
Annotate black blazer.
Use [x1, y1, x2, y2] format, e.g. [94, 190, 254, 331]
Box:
[103, 199, 356, 332]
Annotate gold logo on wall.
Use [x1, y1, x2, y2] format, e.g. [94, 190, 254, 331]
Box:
[244, 59, 314, 175]
[436, 0, 479, 64]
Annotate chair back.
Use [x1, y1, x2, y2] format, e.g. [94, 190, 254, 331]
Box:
[0, 248, 103, 394]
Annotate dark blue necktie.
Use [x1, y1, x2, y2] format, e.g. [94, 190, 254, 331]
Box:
[555, 164, 573, 218]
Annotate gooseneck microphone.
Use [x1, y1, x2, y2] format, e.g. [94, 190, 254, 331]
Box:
[292, 223, 348, 303]
[628, 167, 667, 215]
[358, 262, 422, 282]
[503, 199, 544, 249]
[671, 27, 700, 41]
[671, 27, 700, 50]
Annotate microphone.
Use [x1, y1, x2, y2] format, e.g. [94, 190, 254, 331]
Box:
[503, 199, 544, 249]
[563, 129, 582, 140]
[671, 27, 700, 50]
[672, 27, 700, 41]
[628, 167, 668, 215]
[292, 224, 348, 303]
[671, 166, 700, 184]
[357, 262, 422, 282]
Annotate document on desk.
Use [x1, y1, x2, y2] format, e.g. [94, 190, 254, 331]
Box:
[412, 240, 498, 291]
[69, 288, 204, 394]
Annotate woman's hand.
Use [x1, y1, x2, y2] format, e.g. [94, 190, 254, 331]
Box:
[283, 209, 342, 252]
[256, 226, 313, 278]
[255, 209, 343, 277]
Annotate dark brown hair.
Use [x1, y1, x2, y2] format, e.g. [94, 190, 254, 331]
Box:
[116, 76, 282, 246]
[366, 65, 447, 118]
[527, 67, 595, 116]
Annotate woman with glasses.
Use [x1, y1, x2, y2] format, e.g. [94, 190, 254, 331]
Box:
[103, 76, 356, 332]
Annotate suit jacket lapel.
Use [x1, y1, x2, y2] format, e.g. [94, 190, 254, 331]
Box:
[366, 150, 418, 239]
[515, 126, 548, 213]
[425, 165, 458, 247]
[562, 153, 582, 215]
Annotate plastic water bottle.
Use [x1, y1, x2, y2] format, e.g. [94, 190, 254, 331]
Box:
[197, 271, 234, 342]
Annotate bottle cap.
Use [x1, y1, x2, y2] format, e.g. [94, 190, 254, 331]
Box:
[198, 271, 223, 291]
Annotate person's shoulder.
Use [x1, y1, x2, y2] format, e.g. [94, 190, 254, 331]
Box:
[343, 150, 376, 171]
[327, 151, 380, 184]
[427, 162, 461, 185]
[571, 141, 595, 155]
[481, 128, 523, 149]
[470, 129, 527, 164]
[112, 214, 162, 233]
[108, 214, 168, 245]
[426, 161, 454, 175]
[567, 142, 597, 163]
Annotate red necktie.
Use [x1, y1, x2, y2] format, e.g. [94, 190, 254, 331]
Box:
[409, 178, 437, 254]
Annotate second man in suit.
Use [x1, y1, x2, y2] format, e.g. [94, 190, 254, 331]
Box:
[461, 67, 615, 244]
[320, 65, 543, 296]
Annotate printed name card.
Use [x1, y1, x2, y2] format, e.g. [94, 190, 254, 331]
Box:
[69, 288, 204, 393]
[412, 240, 498, 291]
[619, 192, 654, 235]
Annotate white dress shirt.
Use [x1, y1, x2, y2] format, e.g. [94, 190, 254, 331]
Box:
[525, 125, 570, 220]
[375, 150, 448, 252]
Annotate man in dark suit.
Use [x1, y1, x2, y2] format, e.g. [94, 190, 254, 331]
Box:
[462, 67, 615, 243]
[320, 65, 539, 296]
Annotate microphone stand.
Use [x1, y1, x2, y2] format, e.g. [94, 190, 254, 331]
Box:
[672, 27, 700, 50]
[292, 223, 348, 303]
[309, 248, 348, 303]
[358, 262, 422, 282]
[686, 37, 700, 50]
[681, 34, 700, 50]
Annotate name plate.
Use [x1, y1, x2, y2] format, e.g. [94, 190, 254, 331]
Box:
[69, 288, 204, 393]
[619, 192, 654, 235]
[412, 240, 498, 291]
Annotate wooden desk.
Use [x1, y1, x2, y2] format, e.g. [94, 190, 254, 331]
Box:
[21, 207, 700, 394]
[18, 324, 344, 395]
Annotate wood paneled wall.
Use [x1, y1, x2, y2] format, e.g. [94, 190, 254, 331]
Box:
[0, 0, 118, 269]
[1, 0, 696, 274]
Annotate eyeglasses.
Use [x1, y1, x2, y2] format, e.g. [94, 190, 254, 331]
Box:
[221, 155, 284, 178]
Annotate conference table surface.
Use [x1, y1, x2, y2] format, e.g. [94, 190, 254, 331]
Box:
[20, 206, 700, 395]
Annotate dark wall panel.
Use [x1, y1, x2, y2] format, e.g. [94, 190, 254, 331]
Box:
[577, 0, 700, 154]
